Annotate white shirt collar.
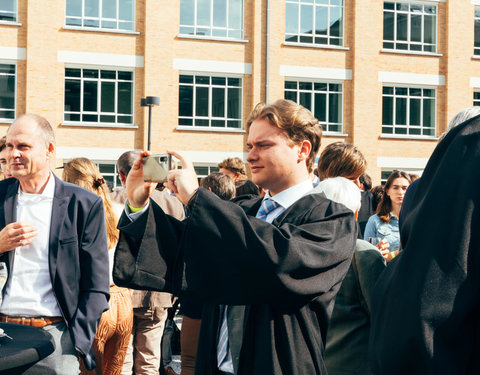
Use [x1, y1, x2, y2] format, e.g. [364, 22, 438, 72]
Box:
[17, 171, 55, 200]
[265, 179, 314, 210]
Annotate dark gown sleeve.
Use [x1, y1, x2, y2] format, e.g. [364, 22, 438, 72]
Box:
[114, 188, 357, 307]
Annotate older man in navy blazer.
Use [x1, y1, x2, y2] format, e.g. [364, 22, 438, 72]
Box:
[0, 114, 110, 374]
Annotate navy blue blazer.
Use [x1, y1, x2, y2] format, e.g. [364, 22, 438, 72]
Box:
[0, 174, 110, 370]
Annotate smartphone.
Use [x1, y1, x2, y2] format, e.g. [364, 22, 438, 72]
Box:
[142, 153, 172, 182]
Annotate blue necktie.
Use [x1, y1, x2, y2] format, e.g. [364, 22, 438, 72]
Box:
[256, 198, 279, 220]
[217, 198, 278, 368]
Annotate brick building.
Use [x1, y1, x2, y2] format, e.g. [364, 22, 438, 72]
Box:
[1, 0, 479, 186]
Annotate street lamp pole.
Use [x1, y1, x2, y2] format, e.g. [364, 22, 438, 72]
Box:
[140, 96, 160, 151]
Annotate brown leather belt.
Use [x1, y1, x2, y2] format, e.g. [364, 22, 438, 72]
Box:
[0, 314, 63, 328]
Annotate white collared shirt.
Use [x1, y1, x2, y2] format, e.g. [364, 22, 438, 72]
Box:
[0, 173, 62, 317]
[259, 179, 314, 223]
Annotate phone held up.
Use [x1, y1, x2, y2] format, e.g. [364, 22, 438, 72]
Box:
[142, 153, 172, 183]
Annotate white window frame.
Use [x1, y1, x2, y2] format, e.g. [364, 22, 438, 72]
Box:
[0, 0, 17, 23]
[285, 0, 344, 47]
[382, 85, 437, 138]
[383, 1, 438, 54]
[63, 66, 135, 127]
[179, 0, 244, 40]
[95, 160, 121, 189]
[194, 164, 219, 179]
[178, 73, 244, 131]
[474, 90, 480, 106]
[284, 78, 343, 134]
[0, 62, 16, 122]
[65, 0, 135, 32]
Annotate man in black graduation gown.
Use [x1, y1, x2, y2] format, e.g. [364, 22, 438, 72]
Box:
[113, 99, 357, 375]
[369, 114, 480, 374]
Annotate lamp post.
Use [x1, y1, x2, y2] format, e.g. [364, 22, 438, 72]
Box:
[141, 96, 160, 151]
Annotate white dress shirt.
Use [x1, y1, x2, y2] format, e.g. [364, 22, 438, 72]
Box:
[0, 173, 62, 317]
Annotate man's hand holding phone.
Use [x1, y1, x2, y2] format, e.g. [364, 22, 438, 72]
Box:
[125, 151, 158, 209]
[164, 150, 199, 206]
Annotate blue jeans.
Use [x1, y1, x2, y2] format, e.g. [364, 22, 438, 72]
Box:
[24, 321, 80, 375]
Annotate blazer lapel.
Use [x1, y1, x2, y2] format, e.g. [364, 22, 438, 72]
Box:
[48, 176, 69, 284]
[3, 180, 19, 274]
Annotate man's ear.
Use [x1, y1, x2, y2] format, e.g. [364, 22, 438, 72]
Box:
[119, 171, 127, 185]
[47, 142, 55, 158]
[297, 140, 312, 163]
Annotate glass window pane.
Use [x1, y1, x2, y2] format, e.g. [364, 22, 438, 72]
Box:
[410, 88, 421, 97]
[83, 69, 99, 79]
[212, 87, 225, 117]
[228, 0, 242, 30]
[85, 0, 99, 18]
[100, 115, 115, 123]
[395, 87, 407, 96]
[286, 2, 299, 35]
[410, 98, 421, 125]
[475, 19, 480, 48]
[102, 0, 116, 19]
[228, 77, 240, 86]
[195, 119, 209, 126]
[119, 0, 133, 21]
[299, 92, 312, 110]
[196, 86, 209, 116]
[396, 13, 408, 41]
[423, 98, 435, 128]
[410, 14, 421, 42]
[0, 74, 14, 110]
[101, 82, 115, 112]
[179, 85, 193, 116]
[212, 77, 226, 85]
[0, 64, 15, 75]
[180, 75, 194, 84]
[382, 96, 393, 125]
[285, 81, 297, 90]
[300, 4, 313, 34]
[197, 0, 210, 26]
[83, 114, 98, 122]
[424, 15, 436, 46]
[101, 70, 116, 79]
[227, 120, 240, 128]
[117, 82, 132, 114]
[299, 82, 312, 90]
[213, 0, 226, 27]
[329, 5, 342, 38]
[66, 0, 82, 17]
[328, 93, 341, 123]
[383, 86, 393, 95]
[64, 79, 81, 113]
[83, 81, 98, 112]
[329, 83, 341, 92]
[196, 76, 210, 85]
[395, 97, 407, 125]
[180, 0, 194, 26]
[285, 91, 297, 102]
[117, 115, 132, 124]
[314, 93, 326, 121]
[227, 88, 241, 119]
[118, 71, 132, 81]
[315, 5, 328, 35]
[102, 20, 116, 29]
[314, 82, 327, 91]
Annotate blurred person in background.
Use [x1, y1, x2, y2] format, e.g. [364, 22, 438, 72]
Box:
[364, 171, 411, 261]
[0, 136, 12, 179]
[63, 158, 133, 375]
[217, 157, 247, 182]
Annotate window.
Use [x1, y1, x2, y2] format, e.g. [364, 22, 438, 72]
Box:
[382, 86, 436, 137]
[383, 2, 437, 53]
[194, 165, 219, 178]
[284, 80, 342, 133]
[0, 0, 17, 22]
[475, 7, 480, 56]
[180, 0, 243, 39]
[65, 0, 135, 31]
[474, 91, 480, 107]
[0, 64, 15, 121]
[64, 68, 134, 126]
[179, 74, 242, 129]
[285, 0, 344, 46]
[96, 162, 121, 190]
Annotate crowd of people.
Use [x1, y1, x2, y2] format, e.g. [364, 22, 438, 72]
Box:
[0, 101, 478, 374]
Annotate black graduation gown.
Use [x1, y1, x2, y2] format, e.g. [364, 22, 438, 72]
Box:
[114, 188, 357, 374]
[369, 114, 480, 374]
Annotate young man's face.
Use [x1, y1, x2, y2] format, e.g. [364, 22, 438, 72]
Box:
[246, 119, 307, 196]
[0, 148, 11, 178]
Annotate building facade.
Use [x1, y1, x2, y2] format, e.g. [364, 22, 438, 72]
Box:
[1, 0, 479, 186]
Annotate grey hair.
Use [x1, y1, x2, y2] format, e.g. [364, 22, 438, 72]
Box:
[317, 177, 361, 213]
[447, 107, 480, 132]
[11, 114, 55, 146]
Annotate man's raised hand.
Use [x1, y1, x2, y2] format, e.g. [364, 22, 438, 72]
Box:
[164, 150, 199, 206]
[125, 151, 158, 208]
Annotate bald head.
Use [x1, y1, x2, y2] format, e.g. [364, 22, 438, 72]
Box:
[9, 114, 55, 147]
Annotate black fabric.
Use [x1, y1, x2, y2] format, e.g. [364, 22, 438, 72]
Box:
[0, 323, 55, 374]
[114, 188, 357, 375]
[369, 114, 480, 374]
